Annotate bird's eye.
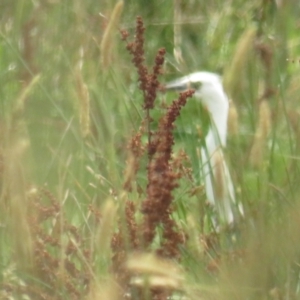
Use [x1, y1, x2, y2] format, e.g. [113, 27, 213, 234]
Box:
[189, 82, 202, 90]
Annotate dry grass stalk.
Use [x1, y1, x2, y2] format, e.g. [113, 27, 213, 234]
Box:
[20, 18, 39, 84]
[126, 253, 184, 299]
[288, 110, 300, 149]
[15, 74, 41, 115]
[4, 150, 33, 270]
[126, 252, 182, 280]
[100, 1, 124, 68]
[224, 27, 256, 98]
[255, 41, 273, 80]
[249, 100, 271, 168]
[227, 99, 239, 136]
[75, 69, 90, 138]
[212, 148, 226, 201]
[96, 199, 117, 258]
[1, 75, 40, 270]
[173, 0, 184, 65]
[87, 279, 121, 300]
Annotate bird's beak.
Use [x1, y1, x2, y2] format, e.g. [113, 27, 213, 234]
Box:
[164, 79, 191, 92]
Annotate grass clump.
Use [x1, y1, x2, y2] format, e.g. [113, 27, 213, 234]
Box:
[1, 1, 300, 300]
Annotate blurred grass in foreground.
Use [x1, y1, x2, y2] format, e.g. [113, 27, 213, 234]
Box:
[1, 0, 300, 299]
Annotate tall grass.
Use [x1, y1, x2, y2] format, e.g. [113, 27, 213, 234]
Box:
[1, 1, 300, 299]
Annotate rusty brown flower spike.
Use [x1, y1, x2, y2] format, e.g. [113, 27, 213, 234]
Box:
[121, 17, 148, 98]
[142, 90, 193, 248]
[1, 187, 94, 299]
[123, 122, 145, 192]
[120, 15, 195, 255]
[117, 17, 195, 299]
[121, 17, 166, 159]
[142, 90, 194, 257]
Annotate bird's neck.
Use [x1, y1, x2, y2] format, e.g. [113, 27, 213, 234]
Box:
[204, 102, 228, 153]
[208, 103, 228, 147]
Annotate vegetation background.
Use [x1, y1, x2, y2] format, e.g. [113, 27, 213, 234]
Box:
[1, 0, 300, 299]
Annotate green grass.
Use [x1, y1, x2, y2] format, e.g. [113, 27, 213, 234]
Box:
[1, 1, 300, 299]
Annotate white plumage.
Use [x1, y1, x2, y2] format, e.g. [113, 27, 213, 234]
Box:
[166, 72, 243, 225]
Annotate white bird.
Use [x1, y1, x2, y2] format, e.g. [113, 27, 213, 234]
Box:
[165, 72, 244, 226]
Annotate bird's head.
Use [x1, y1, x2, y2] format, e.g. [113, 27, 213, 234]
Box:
[165, 71, 229, 115]
[165, 71, 230, 146]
